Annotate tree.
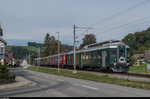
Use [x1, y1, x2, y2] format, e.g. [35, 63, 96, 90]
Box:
[122, 27, 150, 56]
[11, 47, 30, 59]
[41, 33, 51, 57]
[41, 33, 65, 57]
[130, 57, 137, 66]
[29, 52, 38, 65]
[80, 34, 96, 49]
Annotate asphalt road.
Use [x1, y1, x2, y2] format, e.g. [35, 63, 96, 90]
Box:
[0, 68, 150, 97]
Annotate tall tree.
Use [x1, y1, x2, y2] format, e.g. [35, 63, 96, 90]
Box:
[80, 34, 96, 49]
[41, 34, 65, 57]
[41, 33, 51, 57]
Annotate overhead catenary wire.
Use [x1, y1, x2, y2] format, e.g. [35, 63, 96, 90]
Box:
[75, 15, 150, 44]
[39, 0, 149, 47]
[75, 0, 149, 39]
[94, 15, 150, 42]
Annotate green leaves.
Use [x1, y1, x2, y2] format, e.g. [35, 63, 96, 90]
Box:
[0, 64, 8, 79]
[122, 27, 150, 56]
[41, 33, 65, 57]
[80, 34, 96, 49]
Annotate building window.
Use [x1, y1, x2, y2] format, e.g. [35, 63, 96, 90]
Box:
[0, 47, 3, 54]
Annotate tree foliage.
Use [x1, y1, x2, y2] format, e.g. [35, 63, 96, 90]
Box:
[80, 34, 96, 49]
[0, 64, 8, 79]
[11, 47, 34, 59]
[122, 27, 150, 56]
[27, 42, 43, 48]
[41, 33, 65, 57]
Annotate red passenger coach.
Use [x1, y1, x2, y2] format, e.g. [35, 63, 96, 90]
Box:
[59, 53, 68, 66]
[38, 53, 68, 67]
[64, 53, 68, 65]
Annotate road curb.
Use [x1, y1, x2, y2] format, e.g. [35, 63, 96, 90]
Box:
[0, 76, 32, 90]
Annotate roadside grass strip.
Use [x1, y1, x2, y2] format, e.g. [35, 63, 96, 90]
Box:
[129, 64, 148, 73]
[27, 66, 150, 90]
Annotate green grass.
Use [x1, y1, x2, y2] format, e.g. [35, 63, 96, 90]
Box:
[7, 46, 37, 53]
[129, 64, 148, 73]
[27, 66, 150, 90]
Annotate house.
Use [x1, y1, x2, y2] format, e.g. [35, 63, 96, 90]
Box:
[144, 50, 150, 71]
[132, 54, 145, 66]
[5, 47, 13, 64]
[0, 37, 7, 65]
[0, 25, 7, 65]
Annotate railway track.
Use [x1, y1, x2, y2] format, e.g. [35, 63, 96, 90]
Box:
[33, 66, 150, 79]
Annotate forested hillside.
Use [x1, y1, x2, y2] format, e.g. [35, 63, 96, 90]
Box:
[122, 27, 150, 56]
[7, 46, 35, 59]
[7, 43, 73, 59]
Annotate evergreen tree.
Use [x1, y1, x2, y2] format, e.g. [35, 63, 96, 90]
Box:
[41, 33, 65, 57]
[41, 33, 51, 57]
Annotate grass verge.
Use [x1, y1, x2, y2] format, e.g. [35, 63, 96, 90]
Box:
[27, 66, 150, 90]
[129, 64, 148, 73]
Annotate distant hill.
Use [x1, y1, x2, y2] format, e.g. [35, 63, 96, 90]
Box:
[7, 46, 37, 53]
[62, 44, 73, 51]
[7, 43, 73, 59]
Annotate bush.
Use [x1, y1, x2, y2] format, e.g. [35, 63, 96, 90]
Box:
[0, 64, 16, 80]
[7, 72, 16, 80]
[0, 64, 9, 79]
[8, 64, 13, 68]
[130, 57, 137, 65]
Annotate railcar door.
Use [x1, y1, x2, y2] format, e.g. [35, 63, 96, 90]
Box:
[102, 51, 107, 68]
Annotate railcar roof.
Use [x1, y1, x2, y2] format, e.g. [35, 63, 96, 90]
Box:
[68, 41, 129, 54]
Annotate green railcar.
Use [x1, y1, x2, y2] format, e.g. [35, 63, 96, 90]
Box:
[67, 40, 130, 72]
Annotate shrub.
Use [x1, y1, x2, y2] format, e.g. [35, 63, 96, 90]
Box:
[130, 57, 137, 65]
[0, 64, 8, 79]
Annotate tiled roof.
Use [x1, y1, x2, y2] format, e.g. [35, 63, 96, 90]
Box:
[132, 54, 144, 59]
[0, 37, 7, 45]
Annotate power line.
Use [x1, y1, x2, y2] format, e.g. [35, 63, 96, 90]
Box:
[94, 15, 150, 41]
[76, 0, 149, 38]
[75, 15, 150, 45]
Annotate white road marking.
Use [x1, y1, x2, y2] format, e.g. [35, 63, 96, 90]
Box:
[57, 79, 65, 82]
[82, 85, 98, 90]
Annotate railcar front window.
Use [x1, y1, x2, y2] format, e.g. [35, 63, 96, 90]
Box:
[120, 50, 124, 57]
[111, 50, 117, 56]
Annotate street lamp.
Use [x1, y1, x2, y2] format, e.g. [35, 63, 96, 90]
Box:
[56, 32, 60, 72]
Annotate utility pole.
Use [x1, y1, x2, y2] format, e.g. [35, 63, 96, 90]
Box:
[39, 47, 40, 66]
[36, 47, 38, 71]
[73, 25, 77, 74]
[56, 32, 60, 72]
[29, 51, 30, 65]
[37, 46, 40, 71]
[73, 25, 93, 74]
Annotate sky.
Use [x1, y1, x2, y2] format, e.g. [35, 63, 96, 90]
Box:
[0, 0, 150, 46]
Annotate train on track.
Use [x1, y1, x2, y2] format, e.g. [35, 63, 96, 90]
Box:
[34, 40, 130, 73]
